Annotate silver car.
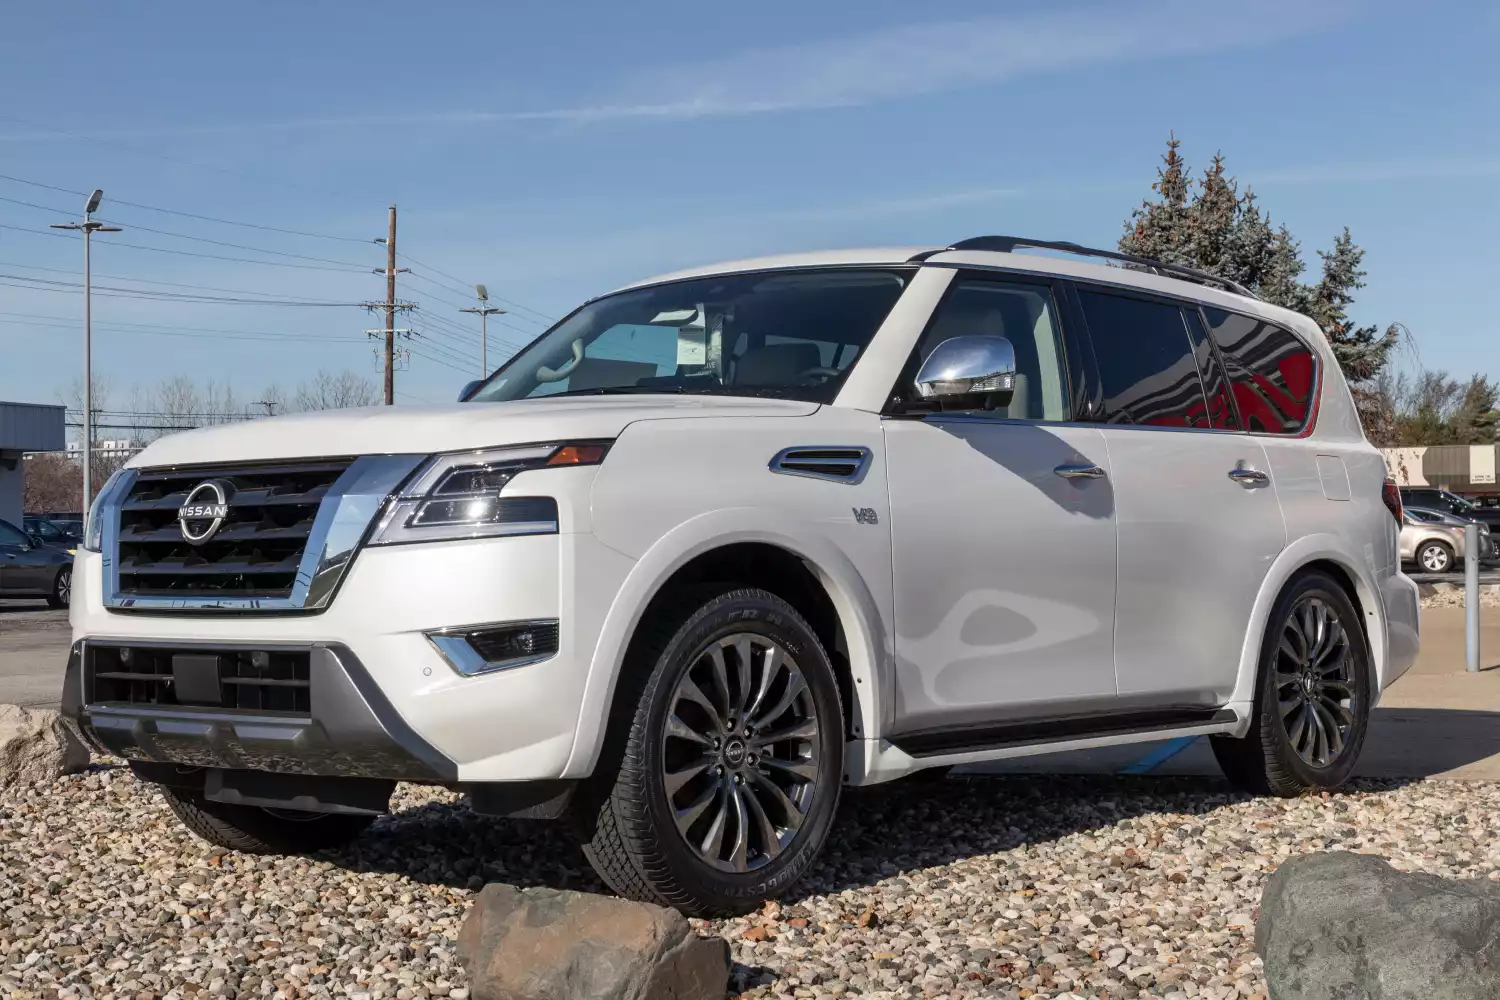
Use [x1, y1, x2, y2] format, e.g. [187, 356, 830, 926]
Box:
[1400, 507, 1493, 573]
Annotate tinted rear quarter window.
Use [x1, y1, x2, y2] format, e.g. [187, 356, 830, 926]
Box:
[1076, 289, 1207, 427]
[1204, 308, 1317, 434]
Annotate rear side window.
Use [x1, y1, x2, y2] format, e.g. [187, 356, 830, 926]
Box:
[1183, 309, 1240, 430]
[1077, 289, 1207, 427]
[1204, 308, 1317, 434]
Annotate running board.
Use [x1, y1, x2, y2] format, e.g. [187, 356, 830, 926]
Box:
[889, 707, 1238, 759]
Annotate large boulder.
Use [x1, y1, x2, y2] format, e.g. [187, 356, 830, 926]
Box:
[458, 883, 730, 1000]
[0, 705, 90, 790]
[1258, 851, 1500, 999]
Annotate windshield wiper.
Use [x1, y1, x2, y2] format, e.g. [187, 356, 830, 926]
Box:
[541, 386, 688, 398]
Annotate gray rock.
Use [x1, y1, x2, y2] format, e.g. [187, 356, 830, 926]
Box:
[0, 705, 89, 790]
[457, 883, 729, 1000]
[1258, 852, 1500, 999]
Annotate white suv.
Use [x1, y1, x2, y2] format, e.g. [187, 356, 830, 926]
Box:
[63, 236, 1420, 915]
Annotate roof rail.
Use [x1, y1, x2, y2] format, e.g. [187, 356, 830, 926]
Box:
[910, 235, 1257, 299]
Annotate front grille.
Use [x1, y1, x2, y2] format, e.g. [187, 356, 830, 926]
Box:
[87, 645, 311, 713]
[116, 460, 351, 600]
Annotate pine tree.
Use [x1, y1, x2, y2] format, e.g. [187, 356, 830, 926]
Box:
[1120, 132, 1192, 265]
[1309, 229, 1398, 384]
[1118, 135, 1397, 404]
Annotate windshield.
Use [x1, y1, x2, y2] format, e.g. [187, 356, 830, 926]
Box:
[468, 268, 911, 404]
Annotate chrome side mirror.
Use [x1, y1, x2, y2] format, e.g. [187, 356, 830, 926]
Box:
[457, 379, 483, 402]
[914, 335, 1016, 408]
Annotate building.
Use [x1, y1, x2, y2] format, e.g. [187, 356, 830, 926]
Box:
[0, 402, 66, 525]
[1384, 444, 1499, 494]
[64, 438, 138, 462]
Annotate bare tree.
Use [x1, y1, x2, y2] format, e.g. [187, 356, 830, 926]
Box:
[294, 369, 380, 411]
[23, 453, 80, 514]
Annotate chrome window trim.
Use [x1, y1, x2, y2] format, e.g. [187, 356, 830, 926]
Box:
[424, 618, 561, 677]
[102, 454, 425, 613]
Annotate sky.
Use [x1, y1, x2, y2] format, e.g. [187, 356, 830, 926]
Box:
[0, 0, 1495, 419]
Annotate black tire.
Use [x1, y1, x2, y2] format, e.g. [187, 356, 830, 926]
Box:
[46, 566, 71, 609]
[159, 786, 374, 854]
[573, 587, 845, 916]
[1211, 571, 1371, 797]
[1416, 540, 1454, 574]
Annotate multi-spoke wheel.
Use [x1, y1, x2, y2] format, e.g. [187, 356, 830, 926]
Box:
[47, 566, 71, 609]
[1417, 540, 1454, 574]
[662, 633, 821, 873]
[1212, 572, 1371, 796]
[574, 588, 844, 916]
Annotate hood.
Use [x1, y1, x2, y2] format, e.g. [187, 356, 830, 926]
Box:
[129, 395, 820, 468]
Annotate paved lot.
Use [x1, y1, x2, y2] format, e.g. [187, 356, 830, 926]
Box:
[0, 600, 69, 709]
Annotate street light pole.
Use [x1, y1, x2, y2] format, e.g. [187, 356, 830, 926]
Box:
[459, 284, 505, 376]
[51, 190, 121, 517]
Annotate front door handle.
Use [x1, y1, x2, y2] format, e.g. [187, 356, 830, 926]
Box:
[1054, 463, 1107, 480]
[1227, 468, 1270, 486]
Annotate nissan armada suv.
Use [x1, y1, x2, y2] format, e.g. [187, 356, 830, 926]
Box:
[63, 236, 1420, 915]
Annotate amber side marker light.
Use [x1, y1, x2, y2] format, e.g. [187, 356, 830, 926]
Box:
[547, 443, 610, 466]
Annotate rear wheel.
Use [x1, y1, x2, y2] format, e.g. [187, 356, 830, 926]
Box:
[46, 566, 71, 609]
[574, 588, 844, 916]
[1211, 572, 1371, 796]
[160, 786, 374, 854]
[1417, 540, 1454, 574]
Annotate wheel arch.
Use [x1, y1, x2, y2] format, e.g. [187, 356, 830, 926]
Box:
[561, 511, 891, 778]
[1229, 536, 1388, 711]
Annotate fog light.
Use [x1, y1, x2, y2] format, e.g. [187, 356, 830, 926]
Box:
[425, 620, 560, 677]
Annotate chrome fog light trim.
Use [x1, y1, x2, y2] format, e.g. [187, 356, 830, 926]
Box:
[425, 619, 560, 677]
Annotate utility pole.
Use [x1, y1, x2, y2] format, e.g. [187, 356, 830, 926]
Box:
[51, 189, 121, 516]
[459, 284, 506, 375]
[383, 205, 397, 404]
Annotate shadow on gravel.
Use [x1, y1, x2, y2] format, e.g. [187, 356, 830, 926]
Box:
[328, 773, 1419, 902]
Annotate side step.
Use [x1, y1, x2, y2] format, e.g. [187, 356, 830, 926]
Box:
[889, 707, 1238, 758]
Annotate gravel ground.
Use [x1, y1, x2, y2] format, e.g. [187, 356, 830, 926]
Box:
[1420, 587, 1500, 609]
[5, 768, 1500, 1000]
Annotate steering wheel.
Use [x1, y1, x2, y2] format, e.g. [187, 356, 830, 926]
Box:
[799, 366, 841, 383]
[536, 340, 585, 383]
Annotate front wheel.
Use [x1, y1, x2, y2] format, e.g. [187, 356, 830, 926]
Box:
[574, 588, 845, 916]
[1211, 572, 1371, 796]
[46, 566, 71, 609]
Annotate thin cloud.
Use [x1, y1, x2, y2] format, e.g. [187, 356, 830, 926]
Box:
[0, 1, 1354, 140]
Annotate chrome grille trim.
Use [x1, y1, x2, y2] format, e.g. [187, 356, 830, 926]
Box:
[101, 454, 425, 612]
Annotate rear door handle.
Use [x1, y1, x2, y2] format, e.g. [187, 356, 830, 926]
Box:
[1227, 468, 1269, 486]
[1054, 463, 1107, 480]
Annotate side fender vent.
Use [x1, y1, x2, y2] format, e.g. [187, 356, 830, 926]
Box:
[769, 446, 872, 484]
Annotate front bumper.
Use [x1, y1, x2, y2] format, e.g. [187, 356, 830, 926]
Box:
[69, 531, 637, 781]
[60, 641, 456, 782]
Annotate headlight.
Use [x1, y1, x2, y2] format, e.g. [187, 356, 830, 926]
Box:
[82, 469, 130, 552]
[368, 441, 608, 546]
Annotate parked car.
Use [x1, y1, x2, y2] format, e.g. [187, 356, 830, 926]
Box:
[0, 517, 72, 607]
[62, 235, 1421, 915]
[1398, 486, 1500, 529]
[1400, 507, 1494, 572]
[23, 515, 82, 550]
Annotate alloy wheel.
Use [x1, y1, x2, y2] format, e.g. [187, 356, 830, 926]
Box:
[1420, 544, 1450, 573]
[56, 568, 71, 606]
[1275, 596, 1358, 767]
[660, 632, 821, 873]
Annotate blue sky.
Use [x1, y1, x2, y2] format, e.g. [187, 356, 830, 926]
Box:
[0, 0, 1495, 413]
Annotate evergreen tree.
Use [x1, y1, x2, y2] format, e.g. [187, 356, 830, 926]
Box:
[1119, 135, 1397, 407]
[1120, 132, 1192, 265]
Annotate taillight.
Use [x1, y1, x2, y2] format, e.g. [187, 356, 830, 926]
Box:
[1382, 478, 1403, 524]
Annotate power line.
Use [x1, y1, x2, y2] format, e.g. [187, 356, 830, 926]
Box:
[0, 221, 371, 273]
[0, 315, 365, 344]
[0, 273, 366, 306]
[0, 170, 369, 242]
[396, 250, 556, 324]
[0, 259, 362, 301]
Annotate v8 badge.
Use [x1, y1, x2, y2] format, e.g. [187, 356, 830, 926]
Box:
[852, 507, 879, 525]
